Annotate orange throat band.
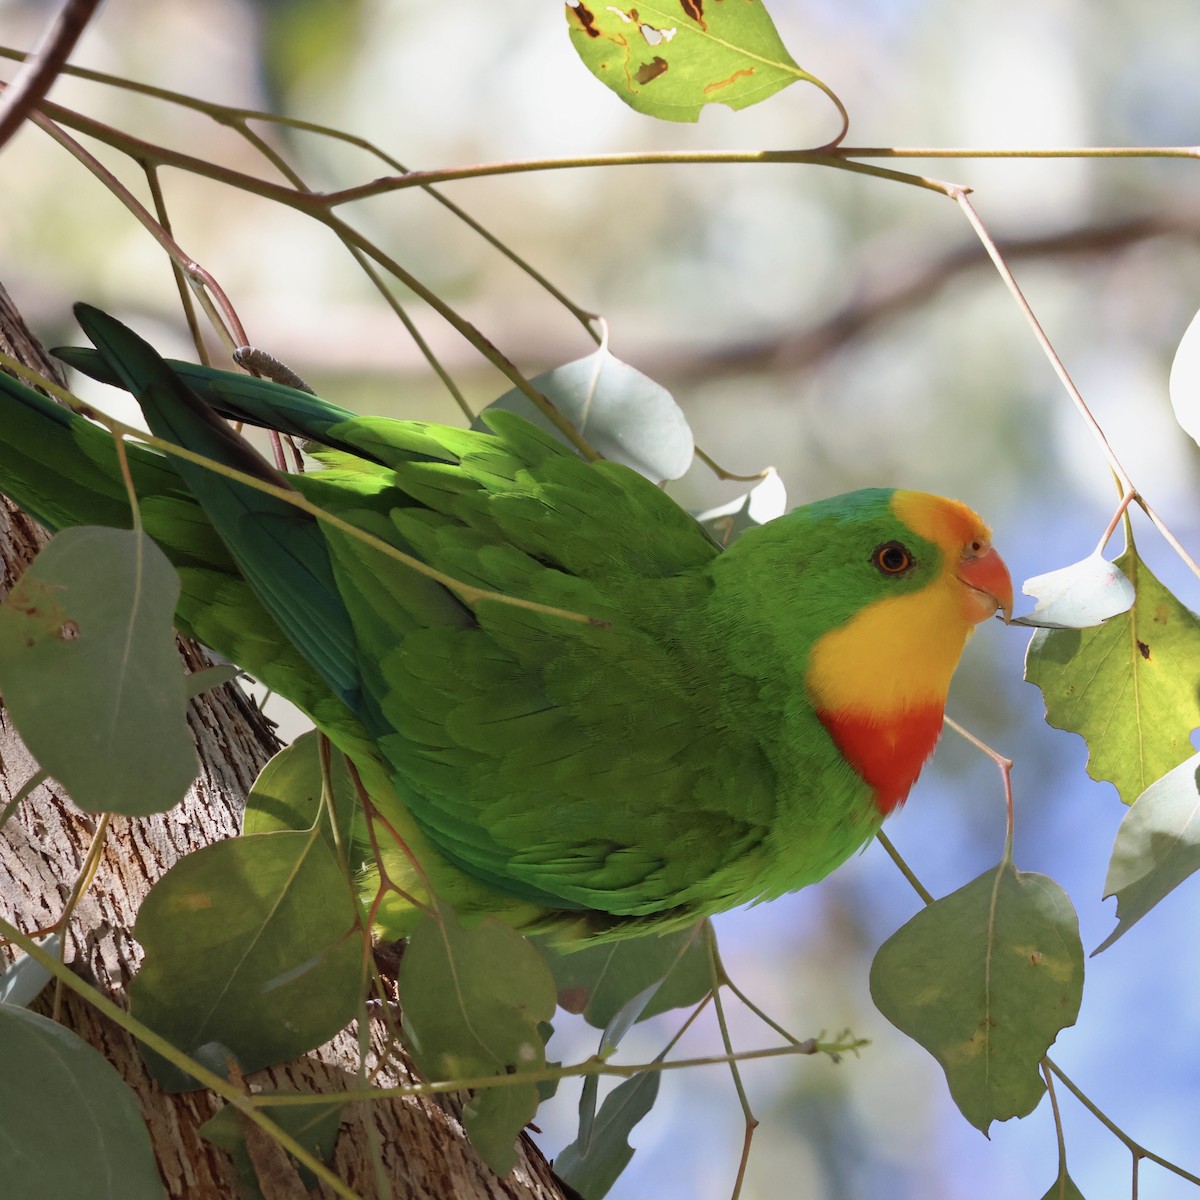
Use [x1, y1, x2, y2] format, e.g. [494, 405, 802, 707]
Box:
[818, 704, 945, 815]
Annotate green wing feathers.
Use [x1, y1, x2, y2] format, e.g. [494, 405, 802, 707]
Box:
[0, 305, 899, 938]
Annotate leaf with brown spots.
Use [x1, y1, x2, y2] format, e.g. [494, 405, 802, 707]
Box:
[565, 0, 840, 123]
[870, 864, 1083, 1133]
[1026, 546, 1200, 805]
[0, 526, 198, 814]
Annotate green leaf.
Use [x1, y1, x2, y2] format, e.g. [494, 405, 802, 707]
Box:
[130, 830, 363, 1091]
[0, 1004, 165, 1199]
[565, 0, 826, 123]
[1025, 545, 1200, 804]
[398, 910, 556, 1175]
[1040, 1170, 1087, 1200]
[200, 1094, 344, 1196]
[870, 865, 1083, 1133]
[462, 1084, 542, 1177]
[1012, 552, 1134, 629]
[476, 347, 693, 483]
[1095, 753, 1200, 952]
[555, 1070, 660, 1200]
[695, 468, 787, 548]
[242, 730, 357, 851]
[537, 926, 710, 1031]
[0, 527, 197, 814]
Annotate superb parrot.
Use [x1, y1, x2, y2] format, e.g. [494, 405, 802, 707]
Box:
[0, 305, 1013, 939]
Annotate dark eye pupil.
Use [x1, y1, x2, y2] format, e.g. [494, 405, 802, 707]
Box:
[874, 542, 912, 574]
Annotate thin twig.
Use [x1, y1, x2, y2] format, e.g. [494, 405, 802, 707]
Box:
[703, 923, 758, 1200]
[1041, 1062, 1069, 1190]
[1046, 1058, 1200, 1189]
[0, 0, 101, 151]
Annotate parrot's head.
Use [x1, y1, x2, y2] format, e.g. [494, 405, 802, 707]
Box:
[884, 488, 1014, 627]
[741, 487, 1014, 814]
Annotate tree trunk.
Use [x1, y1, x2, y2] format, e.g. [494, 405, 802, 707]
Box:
[0, 283, 567, 1200]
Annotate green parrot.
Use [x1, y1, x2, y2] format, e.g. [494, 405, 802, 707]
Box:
[0, 305, 1013, 939]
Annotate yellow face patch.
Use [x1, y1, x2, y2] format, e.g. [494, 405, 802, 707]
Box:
[806, 492, 991, 717]
[806, 581, 975, 715]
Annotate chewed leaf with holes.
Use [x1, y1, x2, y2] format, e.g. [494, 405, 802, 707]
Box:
[0, 526, 197, 814]
[476, 346, 693, 482]
[1026, 546, 1200, 805]
[870, 865, 1083, 1133]
[565, 0, 836, 123]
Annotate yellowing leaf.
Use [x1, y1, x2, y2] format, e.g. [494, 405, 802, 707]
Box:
[1025, 546, 1200, 805]
[565, 0, 834, 123]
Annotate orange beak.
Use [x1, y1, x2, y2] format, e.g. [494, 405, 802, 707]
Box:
[957, 543, 1014, 624]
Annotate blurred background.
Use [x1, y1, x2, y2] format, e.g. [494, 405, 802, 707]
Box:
[3, 0, 1200, 1196]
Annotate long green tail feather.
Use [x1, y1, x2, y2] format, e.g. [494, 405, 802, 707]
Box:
[75, 303, 364, 711]
[0, 340, 365, 753]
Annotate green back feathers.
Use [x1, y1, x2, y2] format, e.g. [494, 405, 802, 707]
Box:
[0, 308, 972, 931]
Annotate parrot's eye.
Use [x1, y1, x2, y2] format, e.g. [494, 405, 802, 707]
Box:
[872, 541, 914, 575]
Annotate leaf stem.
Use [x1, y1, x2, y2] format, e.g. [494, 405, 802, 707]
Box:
[136, 427, 607, 622]
[950, 190, 1200, 588]
[1095, 490, 1136, 556]
[1041, 1061, 1070, 1192]
[245, 1037, 864, 1107]
[944, 714, 1015, 862]
[874, 830, 936, 905]
[0, 767, 49, 830]
[51, 810, 111, 1019]
[693, 446, 773, 484]
[950, 189, 1131, 493]
[703, 922, 758, 1200]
